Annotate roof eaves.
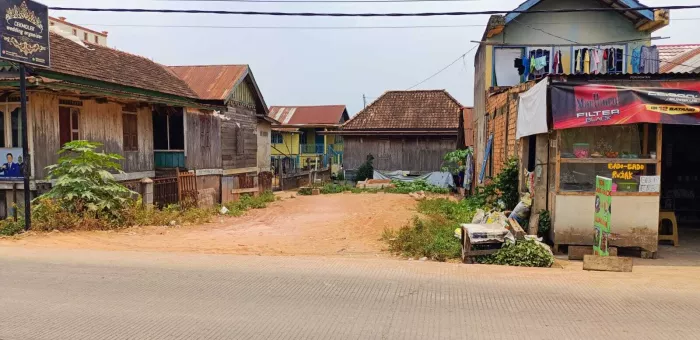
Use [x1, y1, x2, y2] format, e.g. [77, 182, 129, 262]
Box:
[504, 0, 654, 24]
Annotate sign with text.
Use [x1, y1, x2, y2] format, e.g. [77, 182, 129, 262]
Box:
[608, 163, 645, 180]
[551, 82, 700, 129]
[0, 0, 50, 67]
[0, 148, 26, 181]
[593, 176, 612, 256]
[639, 176, 661, 193]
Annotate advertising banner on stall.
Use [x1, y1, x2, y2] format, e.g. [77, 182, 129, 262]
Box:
[0, 148, 26, 181]
[0, 0, 50, 67]
[551, 82, 700, 129]
[593, 176, 612, 257]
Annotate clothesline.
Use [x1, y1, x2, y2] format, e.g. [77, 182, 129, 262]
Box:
[471, 36, 668, 47]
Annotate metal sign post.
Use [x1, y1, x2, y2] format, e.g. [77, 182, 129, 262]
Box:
[0, 0, 51, 230]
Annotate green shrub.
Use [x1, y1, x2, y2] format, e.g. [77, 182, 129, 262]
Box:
[441, 149, 471, 175]
[320, 183, 353, 194]
[224, 191, 276, 216]
[297, 187, 313, 195]
[417, 198, 476, 224]
[537, 210, 551, 238]
[386, 180, 450, 194]
[0, 218, 24, 236]
[383, 217, 461, 262]
[495, 158, 520, 211]
[476, 239, 554, 267]
[355, 154, 374, 181]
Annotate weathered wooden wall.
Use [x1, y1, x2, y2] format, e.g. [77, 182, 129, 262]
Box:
[343, 136, 457, 173]
[185, 111, 222, 170]
[30, 92, 154, 179]
[221, 104, 257, 170]
[256, 120, 271, 171]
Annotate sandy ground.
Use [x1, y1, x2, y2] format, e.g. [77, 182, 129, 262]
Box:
[0, 193, 418, 257]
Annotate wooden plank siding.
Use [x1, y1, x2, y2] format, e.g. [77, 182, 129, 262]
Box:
[30, 92, 154, 179]
[221, 104, 258, 170]
[343, 136, 457, 173]
[184, 111, 222, 170]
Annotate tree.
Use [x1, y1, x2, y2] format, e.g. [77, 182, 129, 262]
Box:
[37, 140, 135, 214]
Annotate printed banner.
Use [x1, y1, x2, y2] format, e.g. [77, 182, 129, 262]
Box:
[0, 148, 26, 181]
[551, 82, 700, 129]
[0, 0, 50, 67]
[593, 176, 612, 257]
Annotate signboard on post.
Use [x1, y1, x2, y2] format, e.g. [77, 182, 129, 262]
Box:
[0, 0, 50, 67]
[0, 148, 26, 181]
[593, 176, 613, 256]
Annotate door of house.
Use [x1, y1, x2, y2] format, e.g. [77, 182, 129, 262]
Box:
[315, 131, 324, 154]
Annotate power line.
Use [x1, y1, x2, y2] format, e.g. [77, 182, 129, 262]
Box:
[407, 44, 478, 90]
[48, 5, 700, 17]
[67, 17, 700, 31]
[153, 0, 486, 2]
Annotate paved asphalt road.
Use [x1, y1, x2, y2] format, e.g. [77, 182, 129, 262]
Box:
[2, 247, 700, 340]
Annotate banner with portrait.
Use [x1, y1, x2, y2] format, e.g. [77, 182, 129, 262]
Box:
[0, 148, 25, 181]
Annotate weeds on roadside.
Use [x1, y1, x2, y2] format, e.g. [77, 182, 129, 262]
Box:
[223, 191, 276, 216]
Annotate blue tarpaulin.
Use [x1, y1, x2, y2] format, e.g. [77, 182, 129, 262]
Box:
[372, 171, 455, 188]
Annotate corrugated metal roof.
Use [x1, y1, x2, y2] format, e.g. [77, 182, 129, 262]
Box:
[343, 90, 461, 131]
[268, 105, 348, 126]
[168, 65, 248, 100]
[504, 0, 654, 24]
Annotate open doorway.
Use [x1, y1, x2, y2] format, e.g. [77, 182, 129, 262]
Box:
[660, 125, 700, 256]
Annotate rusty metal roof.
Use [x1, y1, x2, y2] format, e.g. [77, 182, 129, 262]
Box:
[658, 45, 700, 73]
[268, 105, 348, 126]
[168, 65, 248, 101]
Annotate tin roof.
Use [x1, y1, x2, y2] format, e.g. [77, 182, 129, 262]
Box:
[168, 65, 248, 100]
[504, 0, 654, 24]
[342, 90, 461, 131]
[268, 105, 348, 126]
[41, 33, 197, 99]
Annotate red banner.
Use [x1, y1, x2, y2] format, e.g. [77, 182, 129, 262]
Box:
[551, 82, 700, 129]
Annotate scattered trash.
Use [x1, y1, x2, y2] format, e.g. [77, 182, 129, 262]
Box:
[419, 257, 428, 261]
[408, 191, 426, 201]
[219, 206, 229, 215]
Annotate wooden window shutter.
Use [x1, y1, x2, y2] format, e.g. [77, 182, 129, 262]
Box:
[122, 113, 138, 151]
[59, 107, 71, 147]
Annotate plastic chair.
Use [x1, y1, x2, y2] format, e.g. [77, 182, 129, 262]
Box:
[658, 211, 679, 247]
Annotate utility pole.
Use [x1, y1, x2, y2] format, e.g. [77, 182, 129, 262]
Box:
[362, 94, 367, 108]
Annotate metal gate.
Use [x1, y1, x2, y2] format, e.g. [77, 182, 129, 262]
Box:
[153, 177, 179, 208]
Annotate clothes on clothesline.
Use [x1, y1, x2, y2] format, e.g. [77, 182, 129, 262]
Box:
[638, 46, 659, 73]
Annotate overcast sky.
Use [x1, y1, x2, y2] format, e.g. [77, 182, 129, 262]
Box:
[42, 0, 700, 114]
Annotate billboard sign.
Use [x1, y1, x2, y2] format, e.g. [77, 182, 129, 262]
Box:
[0, 148, 26, 181]
[0, 0, 50, 67]
[551, 82, 700, 129]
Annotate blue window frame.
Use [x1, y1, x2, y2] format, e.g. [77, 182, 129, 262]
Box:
[271, 131, 283, 144]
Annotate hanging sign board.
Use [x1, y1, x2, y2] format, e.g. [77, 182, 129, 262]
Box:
[593, 176, 612, 257]
[0, 148, 26, 181]
[0, 0, 50, 67]
[551, 83, 700, 129]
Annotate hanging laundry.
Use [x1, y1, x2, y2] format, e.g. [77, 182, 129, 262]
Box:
[514, 58, 525, 75]
[584, 49, 591, 74]
[608, 48, 616, 73]
[645, 46, 659, 73]
[534, 56, 548, 71]
[574, 50, 581, 74]
[557, 51, 564, 74]
[523, 58, 530, 78]
[552, 50, 561, 74]
[631, 47, 641, 73]
[602, 49, 608, 74]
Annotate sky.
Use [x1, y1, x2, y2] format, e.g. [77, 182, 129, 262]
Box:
[41, 0, 700, 114]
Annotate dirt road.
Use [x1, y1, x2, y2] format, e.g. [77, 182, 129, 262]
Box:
[0, 193, 417, 256]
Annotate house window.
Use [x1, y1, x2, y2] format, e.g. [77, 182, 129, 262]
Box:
[59, 106, 80, 146]
[72, 28, 77, 36]
[271, 131, 283, 144]
[527, 48, 551, 81]
[84, 32, 88, 41]
[11, 108, 22, 147]
[493, 47, 524, 87]
[95, 36, 99, 44]
[200, 116, 211, 149]
[122, 112, 138, 151]
[152, 108, 184, 150]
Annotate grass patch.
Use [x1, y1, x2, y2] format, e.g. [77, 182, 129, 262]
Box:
[385, 180, 450, 194]
[475, 239, 554, 267]
[383, 198, 476, 261]
[0, 218, 24, 236]
[223, 191, 276, 216]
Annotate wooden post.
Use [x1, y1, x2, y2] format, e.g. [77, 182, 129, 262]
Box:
[176, 167, 182, 202]
[528, 133, 550, 235]
[193, 167, 199, 206]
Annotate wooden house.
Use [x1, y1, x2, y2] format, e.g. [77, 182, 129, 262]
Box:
[332, 90, 462, 173]
[0, 32, 221, 216]
[168, 65, 274, 203]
